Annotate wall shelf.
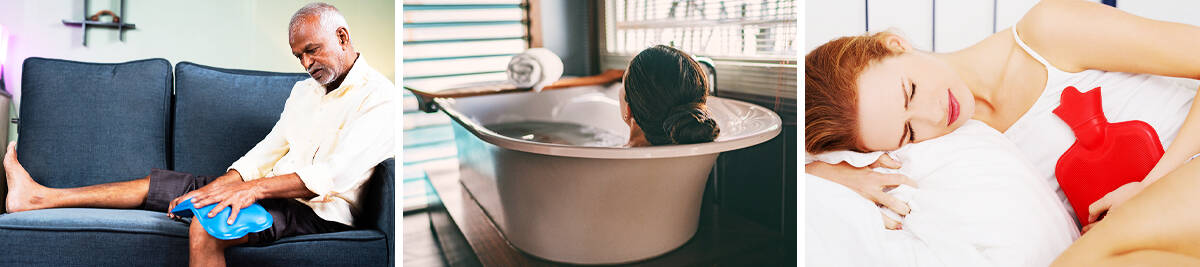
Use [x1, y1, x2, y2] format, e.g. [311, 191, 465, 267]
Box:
[61, 0, 136, 46]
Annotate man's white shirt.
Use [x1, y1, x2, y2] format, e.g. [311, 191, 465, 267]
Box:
[229, 56, 395, 227]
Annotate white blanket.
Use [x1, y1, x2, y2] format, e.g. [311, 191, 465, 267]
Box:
[806, 120, 1079, 267]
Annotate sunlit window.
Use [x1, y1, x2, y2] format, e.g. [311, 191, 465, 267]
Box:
[604, 0, 796, 60]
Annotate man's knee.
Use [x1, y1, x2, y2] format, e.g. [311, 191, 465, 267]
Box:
[188, 219, 249, 251]
[189, 220, 216, 249]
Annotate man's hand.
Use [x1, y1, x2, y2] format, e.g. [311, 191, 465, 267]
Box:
[188, 181, 263, 225]
[166, 171, 244, 220]
[807, 154, 917, 230]
[166, 172, 314, 224]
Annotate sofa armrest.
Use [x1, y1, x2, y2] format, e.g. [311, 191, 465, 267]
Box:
[360, 158, 395, 266]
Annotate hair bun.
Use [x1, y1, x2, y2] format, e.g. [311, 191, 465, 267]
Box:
[661, 103, 720, 144]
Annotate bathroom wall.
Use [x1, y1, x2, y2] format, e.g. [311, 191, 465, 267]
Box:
[0, 0, 395, 105]
[538, 0, 597, 76]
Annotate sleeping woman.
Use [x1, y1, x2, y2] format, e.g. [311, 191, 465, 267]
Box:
[805, 0, 1200, 265]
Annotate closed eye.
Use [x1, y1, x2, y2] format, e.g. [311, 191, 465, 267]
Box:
[909, 82, 916, 102]
[908, 82, 916, 143]
[907, 123, 915, 143]
[898, 79, 913, 147]
[900, 81, 917, 146]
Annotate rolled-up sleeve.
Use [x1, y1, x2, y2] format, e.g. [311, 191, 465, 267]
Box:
[295, 90, 395, 200]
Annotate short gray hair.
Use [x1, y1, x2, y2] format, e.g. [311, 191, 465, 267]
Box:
[289, 3, 349, 36]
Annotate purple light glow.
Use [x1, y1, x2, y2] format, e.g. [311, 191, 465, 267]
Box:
[0, 24, 7, 72]
[0, 24, 7, 93]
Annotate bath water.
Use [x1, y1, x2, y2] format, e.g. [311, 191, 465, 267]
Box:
[486, 121, 626, 147]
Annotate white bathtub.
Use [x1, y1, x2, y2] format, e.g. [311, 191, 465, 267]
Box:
[435, 83, 781, 264]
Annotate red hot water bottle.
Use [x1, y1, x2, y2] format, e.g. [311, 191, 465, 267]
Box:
[1053, 86, 1164, 226]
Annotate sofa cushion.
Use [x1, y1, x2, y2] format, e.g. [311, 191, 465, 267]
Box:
[172, 62, 310, 176]
[227, 230, 388, 266]
[0, 208, 387, 266]
[0, 208, 187, 237]
[18, 58, 173, 188]
[0, 208, 189, 265]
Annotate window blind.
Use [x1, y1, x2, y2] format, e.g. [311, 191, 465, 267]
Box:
[403, 0, 529, 86]
[604, 0, 796, 59]
[402, 0, 530, 211]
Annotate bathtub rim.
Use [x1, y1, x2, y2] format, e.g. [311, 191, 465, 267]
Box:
[434, 94, 782, 159]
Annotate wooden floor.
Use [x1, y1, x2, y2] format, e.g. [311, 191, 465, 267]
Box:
[404, 212, 450, 267]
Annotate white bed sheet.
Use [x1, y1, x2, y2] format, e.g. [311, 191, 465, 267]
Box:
[806, 120, 1080, 267]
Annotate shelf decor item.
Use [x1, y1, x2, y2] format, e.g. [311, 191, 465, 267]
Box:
[61, 0, 136, 46]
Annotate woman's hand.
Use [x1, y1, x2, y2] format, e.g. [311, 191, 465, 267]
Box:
[1085, 181, 1146, 230]
[807, 154, 917, 229]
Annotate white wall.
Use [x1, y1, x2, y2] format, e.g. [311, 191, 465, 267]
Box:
[0, 0, 395, 105]
[804, 0, 865, 53]
[868, 0, 934, 51]
[935, 0, 994, 53]
[1118, 0, 1200, 27]
[805, 0, 1118, 53]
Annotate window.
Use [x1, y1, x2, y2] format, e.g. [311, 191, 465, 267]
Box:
[401, 0, 532, 211]
[402, 0, 530, 88]
[603, 0, 796, 59]
[600, 0, 796, 118]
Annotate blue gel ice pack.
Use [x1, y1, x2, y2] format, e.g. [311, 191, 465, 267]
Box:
[170, 198, 273, 240]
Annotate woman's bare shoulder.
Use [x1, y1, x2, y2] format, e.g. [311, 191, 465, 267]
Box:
[1016, 0, 1200, 78]
[1013, 0, 1099, 72]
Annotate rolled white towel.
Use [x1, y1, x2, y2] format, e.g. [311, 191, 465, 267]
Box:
[507, 48, 564, 92]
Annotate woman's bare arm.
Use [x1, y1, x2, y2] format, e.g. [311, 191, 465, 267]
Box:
[1053, 156, 1200, 265]
[1018, 0, 1200, 79]
[1019, 0, 1200, 220]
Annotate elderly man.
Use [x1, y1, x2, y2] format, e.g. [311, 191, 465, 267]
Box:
[2, 3, 393, 266]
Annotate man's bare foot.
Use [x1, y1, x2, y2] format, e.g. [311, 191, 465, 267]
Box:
[5, 141, 52, 212]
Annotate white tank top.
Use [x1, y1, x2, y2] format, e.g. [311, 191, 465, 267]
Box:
[1003, 27, 1198, 221]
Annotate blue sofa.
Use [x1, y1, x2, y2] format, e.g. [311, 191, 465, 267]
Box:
[0, 58, 394, 266]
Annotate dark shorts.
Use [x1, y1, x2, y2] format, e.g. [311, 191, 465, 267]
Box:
[140, 169, 351, 244]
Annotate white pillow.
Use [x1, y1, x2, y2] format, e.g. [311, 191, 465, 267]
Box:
[806, 120, 1079, 267]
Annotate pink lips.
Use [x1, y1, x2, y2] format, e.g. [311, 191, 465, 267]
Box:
[947, 89, 960, 126]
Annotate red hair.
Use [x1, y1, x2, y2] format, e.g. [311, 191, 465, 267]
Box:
[805, 32, 903, 153]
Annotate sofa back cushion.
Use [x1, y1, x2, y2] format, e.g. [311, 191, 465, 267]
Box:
[18, 58, 173, 188]
[172, 62, 310, 176]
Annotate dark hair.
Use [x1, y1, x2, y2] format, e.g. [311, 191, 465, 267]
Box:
[624, 45, 720, 145]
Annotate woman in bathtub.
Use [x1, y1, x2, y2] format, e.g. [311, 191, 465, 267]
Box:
[806, 0, 1200, 265]
[620, 45, 720, 147]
